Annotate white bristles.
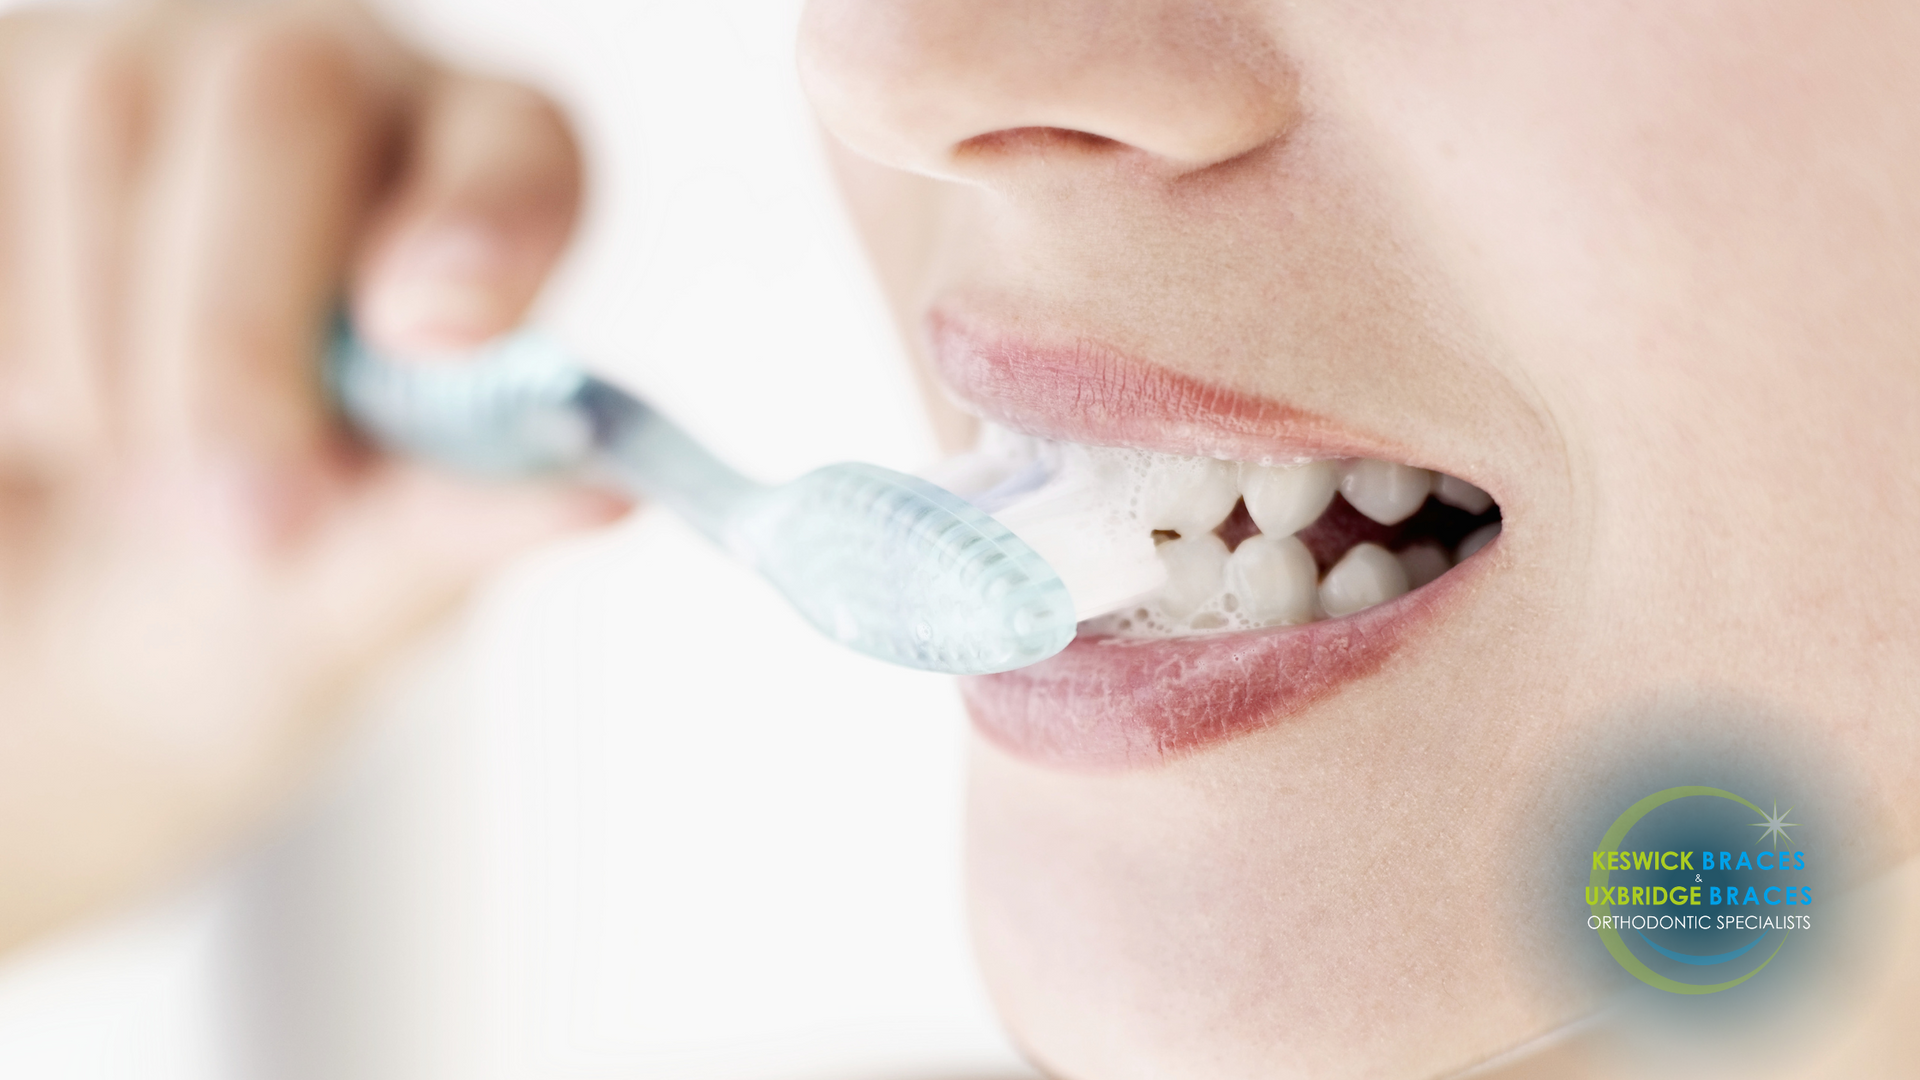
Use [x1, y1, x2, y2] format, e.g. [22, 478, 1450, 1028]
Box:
[993, 482, 1166, 621]
[941, 438, 1190, 622]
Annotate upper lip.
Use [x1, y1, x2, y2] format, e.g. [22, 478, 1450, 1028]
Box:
[928, 303, 1496, 772]
[928, 305, 1433, 466]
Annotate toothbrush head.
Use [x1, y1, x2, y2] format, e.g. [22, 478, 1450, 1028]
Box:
[736, 463, 1078, 675]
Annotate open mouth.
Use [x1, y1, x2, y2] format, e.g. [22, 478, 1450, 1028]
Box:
[930, 309, 1503, 771]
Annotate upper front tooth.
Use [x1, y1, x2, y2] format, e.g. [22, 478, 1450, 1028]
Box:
[1319, 542, 1410, 617]
[1154, 533, 1229, 620]
[1239, 460, 1337, 539]
[1432, 474, 1494, 515]
[1339, 459, 1431, 525]
[1224, 534, 1317, 626]
[1139, 456, 1240, 536]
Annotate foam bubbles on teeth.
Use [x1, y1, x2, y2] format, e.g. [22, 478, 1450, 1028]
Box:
[1140, 457, 1239, 535]
[941, 435, 1246, 622]
[987, 443, 1168, 621]
[1155, 534, 1230, 619]
[1340, 458, 1432, 525]
[931, 422, 1493, 637]
[1320, 543, 1411, 618]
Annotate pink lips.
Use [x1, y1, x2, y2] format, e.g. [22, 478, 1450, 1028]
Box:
[930, 309, 1407, 464]
[932, 308, 1486, 771]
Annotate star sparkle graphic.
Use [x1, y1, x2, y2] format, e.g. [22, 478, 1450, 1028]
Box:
[1752, 801, 1798, 848]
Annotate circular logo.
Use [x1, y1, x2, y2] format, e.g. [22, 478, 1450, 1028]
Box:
[1586, 786, 1812, 994]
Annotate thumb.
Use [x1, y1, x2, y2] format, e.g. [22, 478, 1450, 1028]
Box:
[352, 72, 582, 354]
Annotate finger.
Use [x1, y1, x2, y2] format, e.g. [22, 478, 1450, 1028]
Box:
[350, 72, 582, 355]
[124, 11, 416, 468]
[0, 15, 147, 477]
[289, 461, 626, 672]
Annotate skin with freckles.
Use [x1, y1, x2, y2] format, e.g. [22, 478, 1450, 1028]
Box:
[800, 0, 1920, 1075]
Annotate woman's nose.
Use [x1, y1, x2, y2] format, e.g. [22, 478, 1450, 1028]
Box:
[798, 0, 1298, 181]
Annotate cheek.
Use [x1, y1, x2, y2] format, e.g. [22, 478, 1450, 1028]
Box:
[1294, 0, 1920, 408]
[1297, 2, 1920, 672]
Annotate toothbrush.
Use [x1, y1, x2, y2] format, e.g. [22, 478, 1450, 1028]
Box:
[325, 324, 1079, 675]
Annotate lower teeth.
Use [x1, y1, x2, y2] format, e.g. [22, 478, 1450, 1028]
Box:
[930, 426, 1501, 638]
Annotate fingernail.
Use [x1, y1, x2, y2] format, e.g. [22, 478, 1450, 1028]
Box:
[361, 224, 514, 355]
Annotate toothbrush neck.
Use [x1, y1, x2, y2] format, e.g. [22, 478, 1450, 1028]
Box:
[574, 377, 764, 545]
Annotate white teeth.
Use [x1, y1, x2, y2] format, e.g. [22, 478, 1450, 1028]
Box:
[942, 425, 1498, 637]
[1396, 543, 1451, 590]
[1432, 474, 1494, 515]
[1456, 522, 1501, 562]
[1223, 534, 1318, 626]
[1239, 460, 1337, 540]
[1139, 456, 1240, 535]
[1154, 534, 1229, 620]
[1339, 459, 1431, 525]
[1319, 542, 1410, 618]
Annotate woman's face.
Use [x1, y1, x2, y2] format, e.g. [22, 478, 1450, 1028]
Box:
[798, 2, 1920, 1075]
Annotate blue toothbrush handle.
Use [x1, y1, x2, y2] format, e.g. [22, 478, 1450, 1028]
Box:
[326, 323, 757, 545]
[323, 323, 1079, 675]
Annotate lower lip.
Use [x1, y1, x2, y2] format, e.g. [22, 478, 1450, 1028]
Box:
[959, 548, 1490, 771]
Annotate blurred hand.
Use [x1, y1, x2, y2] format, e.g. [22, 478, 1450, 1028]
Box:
[0, 1, 620, 951]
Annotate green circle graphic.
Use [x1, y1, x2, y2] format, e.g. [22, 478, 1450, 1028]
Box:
[1589, 786, 1790, 994]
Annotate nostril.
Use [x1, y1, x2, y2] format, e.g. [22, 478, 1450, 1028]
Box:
[800, 0, 1297, 181]
[954, 126, 1128, 163]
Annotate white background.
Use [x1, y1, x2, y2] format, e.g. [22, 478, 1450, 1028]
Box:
[0, 1, 1031, 1076]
